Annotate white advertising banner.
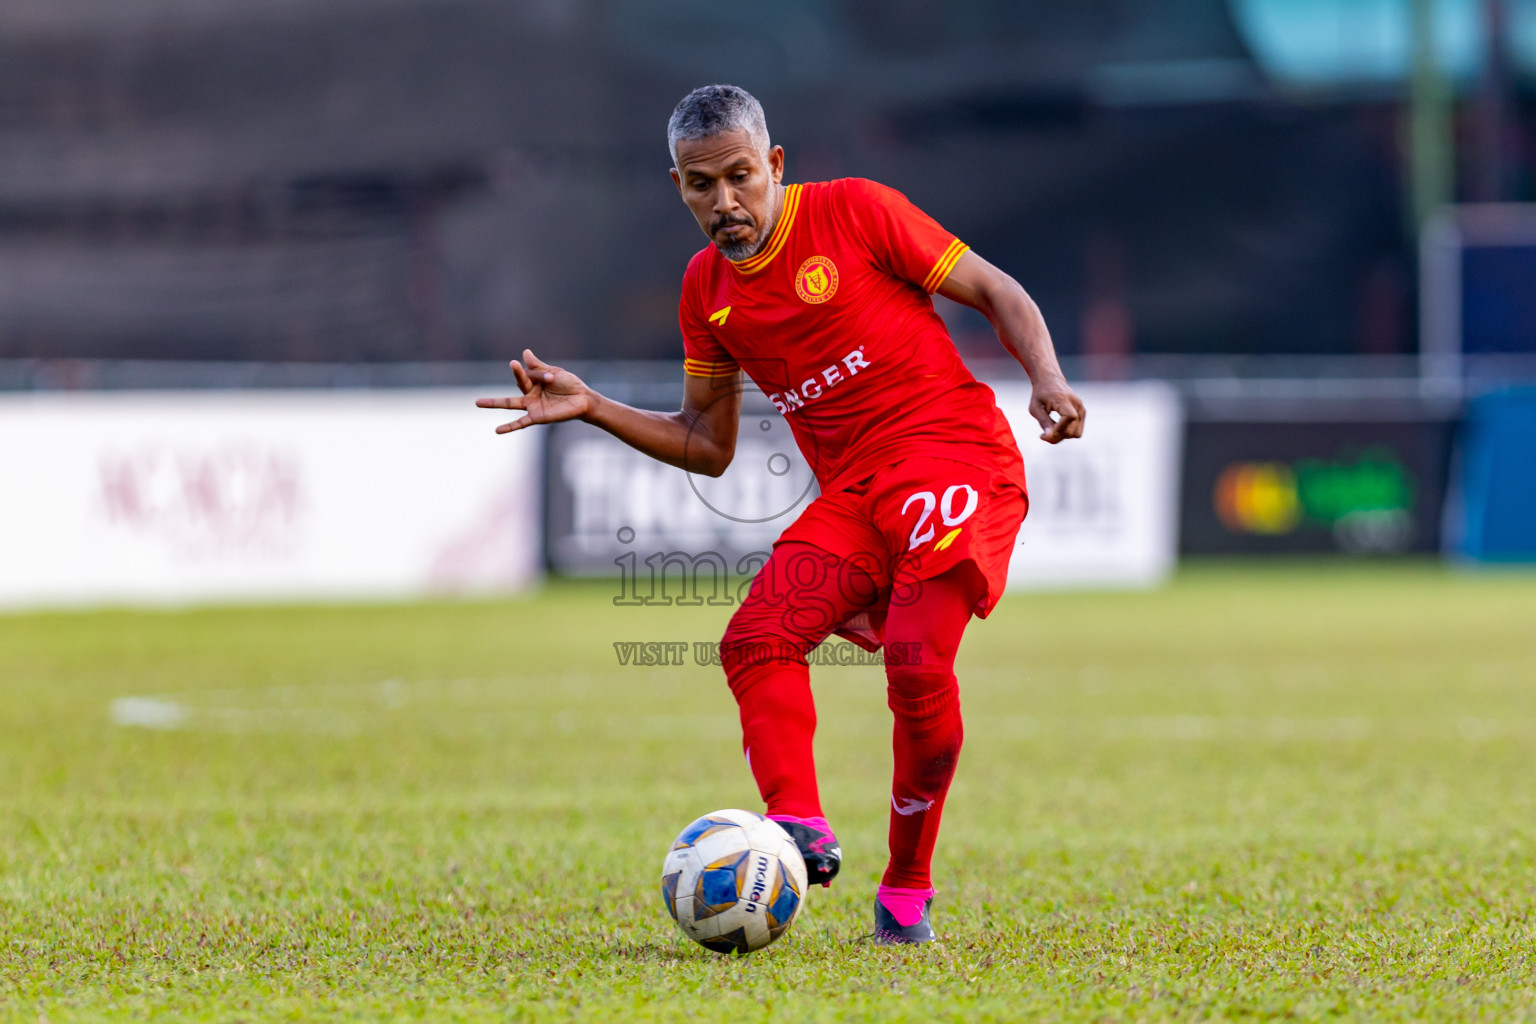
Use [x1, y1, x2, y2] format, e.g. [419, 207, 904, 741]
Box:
[0, 389, 541, 609]
[544, 410, 816, 576]
[541, 379, 1182, 592]
[993, 380, 1183, 590]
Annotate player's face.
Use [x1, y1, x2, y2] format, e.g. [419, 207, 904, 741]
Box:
[670, 132, 785, 260]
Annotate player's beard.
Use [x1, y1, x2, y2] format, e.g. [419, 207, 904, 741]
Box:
[715, 202, 778, 263]
[717, 235, 762, 262]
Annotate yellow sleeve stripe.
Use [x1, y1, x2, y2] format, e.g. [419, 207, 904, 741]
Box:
[732, 184, 802, 275]
[922, 239, 970, 293]
[684, 357, 740, 378]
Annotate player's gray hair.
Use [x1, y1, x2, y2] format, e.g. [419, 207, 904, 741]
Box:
[667, 84, 771, 166]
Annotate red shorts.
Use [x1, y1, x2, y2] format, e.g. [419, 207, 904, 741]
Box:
[774, 456, 1029, 650]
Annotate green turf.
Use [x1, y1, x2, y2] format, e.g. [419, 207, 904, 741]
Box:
[3, 561, 1536, 1022]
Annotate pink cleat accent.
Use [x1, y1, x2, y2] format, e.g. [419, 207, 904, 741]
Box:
[768, 814, 842, 887]
[876, 884, 936, 928]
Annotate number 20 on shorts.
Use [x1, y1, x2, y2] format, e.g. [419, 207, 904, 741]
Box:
[901, 484, 979, 550]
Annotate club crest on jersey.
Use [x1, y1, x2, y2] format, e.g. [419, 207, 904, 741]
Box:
[794, 256, 838, 304]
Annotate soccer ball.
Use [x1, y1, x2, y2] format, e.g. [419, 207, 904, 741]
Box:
[660, 809, 808, 954]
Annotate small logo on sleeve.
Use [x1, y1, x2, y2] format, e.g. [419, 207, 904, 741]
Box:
[794, 256, 838, 304]
[708, 306, 731, 326]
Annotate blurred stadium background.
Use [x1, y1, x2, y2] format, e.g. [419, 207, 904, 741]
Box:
[4, 4, 1536, 1017]
[1, 0, 1533, 606]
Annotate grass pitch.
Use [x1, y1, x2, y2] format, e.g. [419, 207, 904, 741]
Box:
[3, 561, 1536, 1021]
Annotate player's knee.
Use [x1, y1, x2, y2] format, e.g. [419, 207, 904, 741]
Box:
[887, 675, 964, 776]
[720, 602, 784, 650]
[885, 664, 958, 710]
[720, 605, 802, 675]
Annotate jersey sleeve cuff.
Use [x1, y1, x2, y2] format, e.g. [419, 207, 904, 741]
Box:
[684, 357, 740, 378]
[921, 239, 970, 293]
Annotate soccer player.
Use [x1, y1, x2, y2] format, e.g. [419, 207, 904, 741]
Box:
[479, 84, 1084, 944]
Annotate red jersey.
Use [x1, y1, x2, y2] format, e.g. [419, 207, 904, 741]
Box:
[679, 177, 1025, 494]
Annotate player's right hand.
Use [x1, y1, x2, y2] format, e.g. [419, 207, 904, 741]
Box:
[476, 349, 595, 433]
[1029, 379, 1086, 444]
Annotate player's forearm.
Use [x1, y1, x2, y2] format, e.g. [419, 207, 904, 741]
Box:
[583, 392, 732, 476]
[980, 281, 1068, 387]
[938, 252, 1069, 386]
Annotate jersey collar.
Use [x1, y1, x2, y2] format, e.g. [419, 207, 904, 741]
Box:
[728, 183, 801, 275]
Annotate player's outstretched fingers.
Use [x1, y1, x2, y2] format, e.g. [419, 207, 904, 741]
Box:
[476, 393, 532, 434]
[508, 359, 535, 393]
[475, 395, 528, 411]
[523, 348, 562, 387]
[494, 415, 534, 434]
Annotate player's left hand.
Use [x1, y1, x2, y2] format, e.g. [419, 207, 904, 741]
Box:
[476, 349, 595, 433]
[1029, 380, 1085, 444]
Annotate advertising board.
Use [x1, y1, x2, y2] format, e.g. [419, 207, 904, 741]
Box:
[1180, 419, 1455, 555]
[0, 390, 541, 608]
[992, 381, 1184, 590]
[546, 381, 1184, 592]
[544, 403, 815, 583]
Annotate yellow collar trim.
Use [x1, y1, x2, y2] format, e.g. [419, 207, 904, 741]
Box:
[729, 184, 801, 275]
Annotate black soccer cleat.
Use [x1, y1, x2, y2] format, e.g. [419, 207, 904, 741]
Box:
[873, 894, 936, 945]
[769, 816, 842, 887]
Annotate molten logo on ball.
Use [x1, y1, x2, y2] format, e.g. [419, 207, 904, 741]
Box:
[659, 808, 808, 954]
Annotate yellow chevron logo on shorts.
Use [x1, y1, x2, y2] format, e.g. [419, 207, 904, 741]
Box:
[934, 527, 963, 552]
[708, 306, 731, 326]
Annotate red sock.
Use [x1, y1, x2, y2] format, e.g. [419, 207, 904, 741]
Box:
[721, 542, 878, 819]
[880, 566, 981, 891]
[726, 658, 821, 817]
